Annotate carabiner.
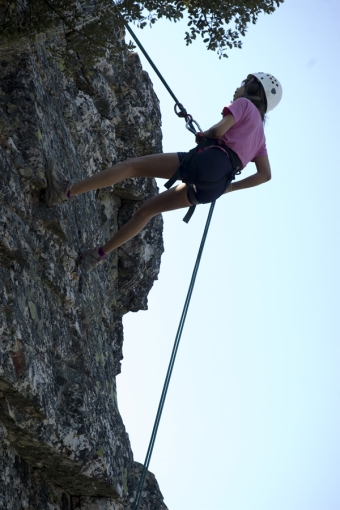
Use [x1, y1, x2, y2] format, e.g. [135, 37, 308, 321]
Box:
[186, 118, 203, 135]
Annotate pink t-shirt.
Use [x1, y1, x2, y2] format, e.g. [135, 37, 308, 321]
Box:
[219, 98, 267, 168]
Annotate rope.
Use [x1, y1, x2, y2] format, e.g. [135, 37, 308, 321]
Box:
[126, 23, 216, 510]
[126, 24, 202, 134]
[126, 24, 180, 104]
[132, 201, 215, 510]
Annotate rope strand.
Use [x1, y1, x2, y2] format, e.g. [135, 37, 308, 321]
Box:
[132, 201, 216, 510]
[126, 25, 180, 104]
[126, 24, 200, 134]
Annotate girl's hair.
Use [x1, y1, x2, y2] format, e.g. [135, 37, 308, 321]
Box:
[242, 75, 267, 121]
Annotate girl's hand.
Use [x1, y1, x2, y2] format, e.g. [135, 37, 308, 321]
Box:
[195, 132, 205, 144]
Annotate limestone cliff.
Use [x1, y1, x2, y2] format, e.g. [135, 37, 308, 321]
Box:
[0, 21, 167, 510]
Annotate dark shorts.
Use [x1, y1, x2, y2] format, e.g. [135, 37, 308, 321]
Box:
[177, 148, 234, 204]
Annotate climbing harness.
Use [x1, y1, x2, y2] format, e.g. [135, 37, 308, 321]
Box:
[165, 138, 242, 189]
[126, 24, 222, 510]
[165, 137, 242, 222]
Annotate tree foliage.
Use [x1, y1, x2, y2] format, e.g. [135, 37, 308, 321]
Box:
[119, 0, 284, 57]
[0, 0, 283, 63]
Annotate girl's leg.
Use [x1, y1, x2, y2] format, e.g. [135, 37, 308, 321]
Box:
[102, 183, 190, 253]
[70, 153, 180, 197]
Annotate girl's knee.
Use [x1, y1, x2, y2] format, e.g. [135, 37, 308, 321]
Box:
[108, 159, 141, 180]
[116, 158, 139, 179]
[135, 200, 157, 222]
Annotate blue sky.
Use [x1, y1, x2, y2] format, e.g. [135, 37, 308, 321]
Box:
[117, 1, 340, 509]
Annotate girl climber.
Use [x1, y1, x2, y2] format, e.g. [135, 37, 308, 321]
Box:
[46, 72, 282, 272]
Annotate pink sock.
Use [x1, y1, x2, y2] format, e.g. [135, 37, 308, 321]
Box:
[98, 246, 107, 259]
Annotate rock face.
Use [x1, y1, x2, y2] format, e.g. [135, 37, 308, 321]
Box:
[0, 22, 167, 510]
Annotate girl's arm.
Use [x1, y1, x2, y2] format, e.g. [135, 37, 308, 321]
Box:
[224, 156, 271, 194]
[197, 114, 235, 139]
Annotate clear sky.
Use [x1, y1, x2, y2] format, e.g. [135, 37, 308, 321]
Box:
[116, 1, 340, 509]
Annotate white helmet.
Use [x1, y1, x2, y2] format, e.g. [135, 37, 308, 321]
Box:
[250, 72, 282, 112]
